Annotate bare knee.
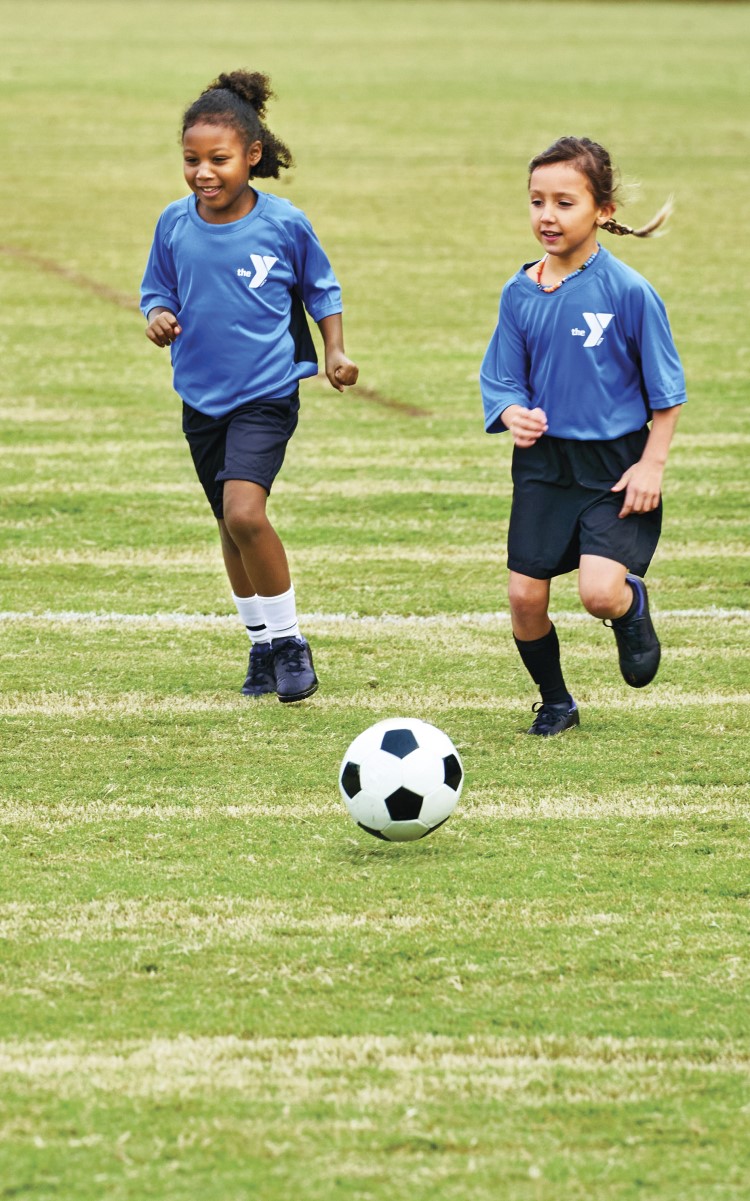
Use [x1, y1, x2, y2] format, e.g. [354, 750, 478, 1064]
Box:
[509, 583, 543, 623]
[578, 555, 631, 621]
[223, 496, 268, 545]
[579, 580, 624, 619]
[508, 575, 550, 639]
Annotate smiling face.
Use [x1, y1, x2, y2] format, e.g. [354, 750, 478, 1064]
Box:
[528, 161, 615, 273]
[182, 122, 262, 224]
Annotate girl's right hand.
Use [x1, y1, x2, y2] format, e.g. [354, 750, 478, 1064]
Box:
[146, 309, 182, 347]
[503, 405, 548, 448]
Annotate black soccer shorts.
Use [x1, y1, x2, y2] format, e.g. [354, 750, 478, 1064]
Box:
[507, 428, 663, 580]
[182, 391, 300, 518]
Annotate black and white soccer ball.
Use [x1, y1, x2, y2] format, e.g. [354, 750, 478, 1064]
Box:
[339, 718, 464, 842]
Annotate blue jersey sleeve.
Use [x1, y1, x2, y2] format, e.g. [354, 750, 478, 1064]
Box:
[480, 283, 531, 433]
[288, 210, 342, 322]
[140, 212, 181, 318]
[630, 282, 687, 411]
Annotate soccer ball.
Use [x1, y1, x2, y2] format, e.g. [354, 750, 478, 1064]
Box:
[338, 718, 464, 842]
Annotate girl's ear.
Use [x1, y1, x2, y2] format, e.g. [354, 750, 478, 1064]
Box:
[247, 139, 263, 169]
[597, 203, 616, 227]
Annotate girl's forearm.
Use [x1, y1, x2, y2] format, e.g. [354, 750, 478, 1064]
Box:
[316, 312, 358, 391]
[642, 405, 681, 466]
[317, 312, 345, 354]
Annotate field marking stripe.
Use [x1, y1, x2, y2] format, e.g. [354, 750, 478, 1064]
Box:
[0, 608, 747, 629]
[0, 1032, 745, 1062]
[0, 1035, 747, 1102]
[1, 689, 748, 718]
[8, 895, 703, 932]
[1, 787, 746, 827]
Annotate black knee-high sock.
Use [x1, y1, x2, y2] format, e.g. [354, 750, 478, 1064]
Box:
[513, 624, 570, 706]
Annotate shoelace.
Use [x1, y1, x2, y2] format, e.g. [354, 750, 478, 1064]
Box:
[605, 616, 646, 653]
[248, 647, 275, 684]
[279, 640, 307, 673]
[251, 645, 274, 665]
[531, 702, 570, 733]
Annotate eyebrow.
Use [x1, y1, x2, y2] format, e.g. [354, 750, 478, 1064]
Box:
[183, 147, 234, 155]
[529, 190, 581, 199]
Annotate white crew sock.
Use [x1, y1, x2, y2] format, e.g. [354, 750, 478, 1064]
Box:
[259, 584, 301, 642]
[232, 592, 270, 645]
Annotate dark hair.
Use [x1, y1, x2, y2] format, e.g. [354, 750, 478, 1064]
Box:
[528, 136, 672, 238]
[182, 70, 294, 179]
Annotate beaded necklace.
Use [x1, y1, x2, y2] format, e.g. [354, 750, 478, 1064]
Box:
[535, 245, 600, 294]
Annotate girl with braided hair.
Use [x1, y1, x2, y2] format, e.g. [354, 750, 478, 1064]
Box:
[142, 71, 358, 702]
[480, 137, 686, 736]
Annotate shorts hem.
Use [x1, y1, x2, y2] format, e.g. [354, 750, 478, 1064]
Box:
[506, 558, 556, 581]
[209, 475, 273, 520]
[215, 471, 273, 493]
[507, 547, 656, 580]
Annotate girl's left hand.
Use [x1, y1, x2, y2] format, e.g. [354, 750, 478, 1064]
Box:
[611, 460, 663, 518]
[327, 355, 359, 392]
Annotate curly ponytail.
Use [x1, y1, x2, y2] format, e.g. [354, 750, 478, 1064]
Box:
[528, 137, 672, 238]
[182, 69, 294, 179]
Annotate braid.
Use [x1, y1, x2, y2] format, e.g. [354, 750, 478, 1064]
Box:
[182, 69, 294, 179]
[599, 196, 674, 239]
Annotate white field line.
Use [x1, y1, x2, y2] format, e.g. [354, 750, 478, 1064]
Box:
[2, 545, 749, 565]
[1, 688, 749, 718]
[0, 898, 427, 942]
[1, 785, 746, 829]
[0, 607, 748, 631]
[6, 894, 698, 941]
[0, 1034, 746, 1106]
[0, 893, 743, 944]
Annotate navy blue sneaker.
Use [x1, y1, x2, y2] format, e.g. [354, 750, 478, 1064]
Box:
[241, 642, 276, 697]
[528, 698, 580, 737]
[607, 574, 661, 688]
[272, 636, 318, 703]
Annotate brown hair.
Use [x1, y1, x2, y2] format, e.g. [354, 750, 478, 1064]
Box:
[182, 70, 294, 179]
[528, 136, 672, 238]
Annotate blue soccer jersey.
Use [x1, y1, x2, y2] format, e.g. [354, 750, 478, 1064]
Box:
[141, 191, 342, 417]
[480, 246, 686, 440]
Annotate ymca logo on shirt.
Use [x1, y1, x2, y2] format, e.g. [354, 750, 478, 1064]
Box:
[571, 313, 614, 348]
[236, 255, 279, 289]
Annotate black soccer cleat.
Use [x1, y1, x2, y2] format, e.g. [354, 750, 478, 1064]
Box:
[607, 574, 661, 688]
[241, 642, 276, 697]
[527, 698, 580, 737]
[272, 636, 319, 703]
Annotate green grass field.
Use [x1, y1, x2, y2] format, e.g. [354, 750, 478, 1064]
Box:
[1, 1, 749, 1197]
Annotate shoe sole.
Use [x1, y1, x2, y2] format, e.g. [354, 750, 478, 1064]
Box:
[528, 724, 579, 737]
[241, 687, 277, 697]
[621, 649, 661, 689]
[278, 679, 319, 704]
[527, 719, 580, 737]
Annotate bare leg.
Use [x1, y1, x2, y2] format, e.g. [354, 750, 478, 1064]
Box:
[508, 571, 552, 640]
[218, 518, 255, 596]
[221, 479, 291, 598]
